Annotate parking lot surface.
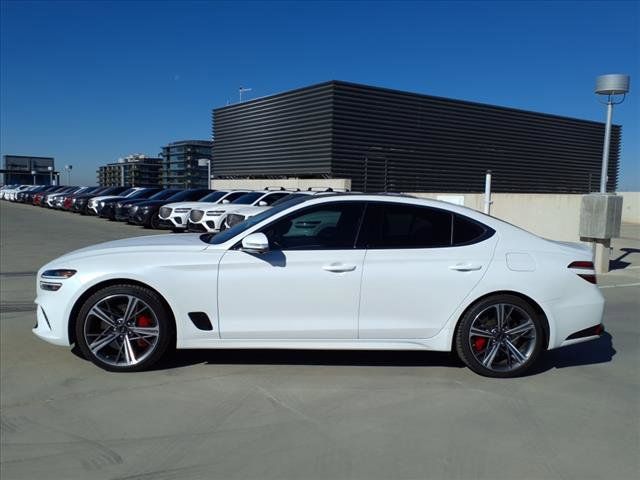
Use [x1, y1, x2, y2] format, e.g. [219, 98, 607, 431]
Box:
[1, 201, 639, 480]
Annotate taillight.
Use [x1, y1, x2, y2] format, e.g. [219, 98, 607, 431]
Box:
[568, 261, 597, 284]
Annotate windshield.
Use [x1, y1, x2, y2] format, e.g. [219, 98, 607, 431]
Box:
[205, 195, 312, 245]
[128, 189, 156, 199]
[231, 192, 263, 205]
[270, 193, 309, 206]
[149, 189, 180, 200]
[199, 191, 228, 202]
[166, 189, 210, 202]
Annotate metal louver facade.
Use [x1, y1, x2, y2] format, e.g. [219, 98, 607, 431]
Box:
[212, 81, 620, 193]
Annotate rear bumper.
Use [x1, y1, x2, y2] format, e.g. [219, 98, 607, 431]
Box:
[543, 288, 605, 349]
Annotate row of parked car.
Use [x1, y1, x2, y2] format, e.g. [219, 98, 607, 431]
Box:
[0, 183, 345, 233]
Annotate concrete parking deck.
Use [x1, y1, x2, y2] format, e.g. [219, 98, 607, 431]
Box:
[1, 201, 638, 480]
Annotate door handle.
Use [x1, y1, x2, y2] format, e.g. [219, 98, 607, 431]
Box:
[322, 263, 357, 273]
[449, 263, 483, 272]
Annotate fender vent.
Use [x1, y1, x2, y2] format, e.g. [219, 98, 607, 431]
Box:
[188, 312, 213, 331]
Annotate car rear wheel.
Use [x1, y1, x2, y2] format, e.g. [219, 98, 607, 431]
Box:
[75, 284, 173, 372]
[455, 294, 544, 378]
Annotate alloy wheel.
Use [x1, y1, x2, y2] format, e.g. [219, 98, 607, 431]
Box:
[467, 303, 537, 373]
[83, 294, 160, 367]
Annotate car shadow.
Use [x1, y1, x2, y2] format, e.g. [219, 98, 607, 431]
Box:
[71, 333, 616, 376]
[154, 348, 465, 370]
[527, 332, 616, 375]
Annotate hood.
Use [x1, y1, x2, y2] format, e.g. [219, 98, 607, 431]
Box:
[91, 195, 121, 203]
[188, 203, 246, 214]
[50, 234, 209, 265]
[134, 200, 167, 208]
[228, 205, 270, 217]
[120, 198, 151, 206]
[102, 196, 127, 204]
[162, 200, 219, 210]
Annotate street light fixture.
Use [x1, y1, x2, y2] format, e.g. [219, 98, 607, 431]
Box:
[31, 170, 37, 185]
[47, 166, 54, 185]
[595, 74, 630, 192]
[64, 165, 72, 185]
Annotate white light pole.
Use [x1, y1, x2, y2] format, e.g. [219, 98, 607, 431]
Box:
[198, 158, 211, 188]
[64, 165, 72, 185]
[31, 170, 37, 185]
[483, 170, 492, 215]
[47, 166, 54, 185]
[595, 74, 630, 192]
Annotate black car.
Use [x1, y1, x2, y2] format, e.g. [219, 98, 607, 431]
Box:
[114, 189, 182, 221]
[72, 186, 129, 214]
[17, 185, 55, 203]
[98, 188, 164, 220]
[129, 189, 213, 229]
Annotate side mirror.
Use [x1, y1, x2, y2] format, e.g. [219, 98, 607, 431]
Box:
[222, 199, 230, 204]
[258, 200, 268, 206]
[241, 232, 269, 254]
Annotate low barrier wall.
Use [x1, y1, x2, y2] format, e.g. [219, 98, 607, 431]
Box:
[210, 178, 638, 241]
[411, 193, 584, 242]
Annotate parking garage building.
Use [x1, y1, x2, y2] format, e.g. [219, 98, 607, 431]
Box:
[211, 81, 620, 193]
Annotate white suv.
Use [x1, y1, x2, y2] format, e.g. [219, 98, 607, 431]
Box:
[220, 188, 348, 230]
[187, 189, 296, 233]
[157, 190, 250, 231]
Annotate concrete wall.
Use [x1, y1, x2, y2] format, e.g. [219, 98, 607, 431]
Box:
[618, 192, 640, 224]
[412, 193, 584, 242]
[209, 178, 639, 240]
[211, 178, 351, 191]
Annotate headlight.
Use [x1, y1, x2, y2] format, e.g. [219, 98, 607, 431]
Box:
[226, 214, 246, 227]
[41, 269, 76, 279]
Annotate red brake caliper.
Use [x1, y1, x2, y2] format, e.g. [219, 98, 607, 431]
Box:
[472, 337, 487, 352]
[135, 315, 152, 348]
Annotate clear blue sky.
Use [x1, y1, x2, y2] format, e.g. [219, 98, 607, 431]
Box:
[1, 0, 638, 189]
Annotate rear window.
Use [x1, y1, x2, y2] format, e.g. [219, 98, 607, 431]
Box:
[358, 203, 494, 249]
[359, 204, 452, 248]
[453, 214, 490, 245]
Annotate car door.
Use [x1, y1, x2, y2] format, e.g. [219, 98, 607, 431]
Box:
[357, 202, 497, 339]
[218, 201, 366, 339]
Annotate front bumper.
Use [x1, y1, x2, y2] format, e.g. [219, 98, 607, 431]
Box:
[187, 221, 210, 233]
[158, 212, 190, 229]
[100, 205, 115, 218]
[131, 210, 152, 225]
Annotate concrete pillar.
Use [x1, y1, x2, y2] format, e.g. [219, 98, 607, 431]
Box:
[593, 239, 611, 274]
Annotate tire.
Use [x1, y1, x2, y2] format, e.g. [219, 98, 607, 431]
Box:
[75, 284, 173, 372]
[455, 294, 545, 378]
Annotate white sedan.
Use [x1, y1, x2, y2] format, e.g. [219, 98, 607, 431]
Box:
[33, 194, 605, 377]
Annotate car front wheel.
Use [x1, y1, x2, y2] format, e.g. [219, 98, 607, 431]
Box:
[75, 284, 173, 372]
[455, 294, 544, 378]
